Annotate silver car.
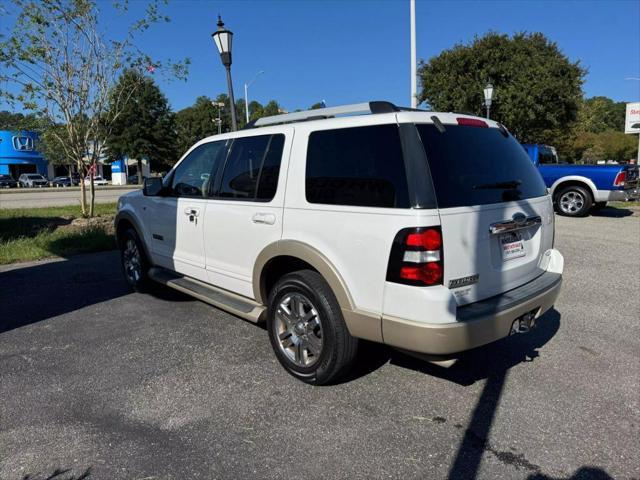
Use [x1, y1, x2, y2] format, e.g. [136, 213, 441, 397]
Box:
[18, 173, 49, 188]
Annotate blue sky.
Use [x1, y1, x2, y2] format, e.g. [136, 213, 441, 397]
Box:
[3, 0, 640, 112]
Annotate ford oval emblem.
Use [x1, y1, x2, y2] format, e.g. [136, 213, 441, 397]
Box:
[512, 212, 527, 224]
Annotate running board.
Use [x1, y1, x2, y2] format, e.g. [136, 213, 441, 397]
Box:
[148, 268, 265, 323]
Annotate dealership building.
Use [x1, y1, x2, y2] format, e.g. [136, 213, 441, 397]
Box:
[0, 129, 149, 182]
[0, 130, 53, 178]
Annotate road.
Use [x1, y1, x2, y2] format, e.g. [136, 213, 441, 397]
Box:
[0, 208, 638, 480]
[0, 187, 139, 209]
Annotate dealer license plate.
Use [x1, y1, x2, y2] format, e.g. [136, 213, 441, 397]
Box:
[500, 231, 526, 261]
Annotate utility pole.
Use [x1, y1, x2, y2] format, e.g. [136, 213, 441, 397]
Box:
[410, 0, 417, 108]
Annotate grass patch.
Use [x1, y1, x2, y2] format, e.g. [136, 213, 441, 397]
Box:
[0, 203, 117, 265]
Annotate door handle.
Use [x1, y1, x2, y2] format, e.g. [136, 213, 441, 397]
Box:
[252, 213, 276, 225]
[184, 207, 200, 224]
[184, 207, 200, 217]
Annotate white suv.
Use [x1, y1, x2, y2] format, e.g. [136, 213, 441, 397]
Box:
[115, 101, 563, 385]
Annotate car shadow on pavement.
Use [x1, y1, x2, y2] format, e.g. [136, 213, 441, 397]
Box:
[345, 309, 614, 479]
[21, 467, 92, 480]
[396, 308, 561, 386]
[527, 467, 614, 480]
[0, 251, 191, 334]
[590, 206, 635, 218]
[348, 308, 561, 387]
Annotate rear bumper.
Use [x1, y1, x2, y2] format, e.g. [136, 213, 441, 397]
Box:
[382, 269, 562, 356]
[595, 188, 638, 202]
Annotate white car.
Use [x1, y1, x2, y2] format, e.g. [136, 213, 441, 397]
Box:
[85, 175, 109, 186]
[18, 173, 49, 187]
[115, 101, 563, 385]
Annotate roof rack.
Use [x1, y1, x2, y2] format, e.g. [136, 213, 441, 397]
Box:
[245, 101, 423, 129]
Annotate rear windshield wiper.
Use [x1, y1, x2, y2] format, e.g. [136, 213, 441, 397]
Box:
[473, 180, 522, 190]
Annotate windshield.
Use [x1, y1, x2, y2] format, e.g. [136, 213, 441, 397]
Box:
[416, 124, 547, 208]
[0, 175, 11, 179]
[27, 174, 44, 179]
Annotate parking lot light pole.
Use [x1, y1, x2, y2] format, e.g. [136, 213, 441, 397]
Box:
[211, 101, 225, 134]
[212, 15, 237, 131]
[244, 70, 264, 123]
[483, 82, 494, 119]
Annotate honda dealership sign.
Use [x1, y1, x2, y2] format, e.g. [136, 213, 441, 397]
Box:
[625, 102, 640, 134]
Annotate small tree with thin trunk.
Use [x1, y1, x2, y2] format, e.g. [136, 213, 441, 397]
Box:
[0, 0, 188, 216]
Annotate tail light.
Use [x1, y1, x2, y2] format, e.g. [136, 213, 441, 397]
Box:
[387, 227, 444, 286]
[613, 171, 626, 187]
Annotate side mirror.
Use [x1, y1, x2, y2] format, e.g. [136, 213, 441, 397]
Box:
[143, 177, 164, 196]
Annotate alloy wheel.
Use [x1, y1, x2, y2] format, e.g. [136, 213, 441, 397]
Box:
[123, 238, 142, 284]
[275, 293, 324, 367]
[559, 190, 584, 214]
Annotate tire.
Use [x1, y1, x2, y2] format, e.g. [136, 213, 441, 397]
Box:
[554, 185, 593, 217]
[119, 228, 153, 292]
[267, 270, 358, 385]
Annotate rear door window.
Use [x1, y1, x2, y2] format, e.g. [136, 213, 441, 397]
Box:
[416, 124, 547, 208]
[305, 124, 410, 208]
[217, 134, 285, 201]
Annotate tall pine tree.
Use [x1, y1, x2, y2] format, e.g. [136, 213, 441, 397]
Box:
[106, 70, 177, 182]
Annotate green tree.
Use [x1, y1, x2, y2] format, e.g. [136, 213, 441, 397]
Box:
[0, 0, 188, 216]
[576, 96, 626, 133]
[418, 32, 585, 144]
[581, 144, 605, 164]
[0, 111, 42, 131]
[105, 70, 177, 181]
[174, 95, 268, 156]
[597, 130, 637, 160]
[570, 129, 637, 163]
[40, 123, 74, 169]
[262, 100, 283, 117]
[561, 96, 635, 162]
[248, 100, 264, 121]
[235, 98, 247, 129]
[175, 96, 220, 156]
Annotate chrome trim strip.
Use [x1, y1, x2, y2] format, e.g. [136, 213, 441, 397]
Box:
[489, 215, 542, 235]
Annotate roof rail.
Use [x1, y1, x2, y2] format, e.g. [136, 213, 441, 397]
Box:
[246, 101, 413, 129]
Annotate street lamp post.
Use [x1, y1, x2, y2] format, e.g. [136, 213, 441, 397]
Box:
[212, 15, 237, 131]
[212, 101, 225, 134]
[483, 82, 494, 119]
[244, 70, 264, 123]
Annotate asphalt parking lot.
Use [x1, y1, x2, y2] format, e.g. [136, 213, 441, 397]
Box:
[1, 208, 638, 480]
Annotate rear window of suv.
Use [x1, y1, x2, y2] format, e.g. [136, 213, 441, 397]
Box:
[416, 124, 547, 208]
[305, 124, 410, 208]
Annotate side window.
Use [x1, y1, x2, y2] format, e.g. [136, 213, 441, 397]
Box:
[256, 134, 285, 201]
[305, 124, 410, 208]
[538, 146, 557, 165]
[218, 134, 284, 201]
[171, 141, 225, 197]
